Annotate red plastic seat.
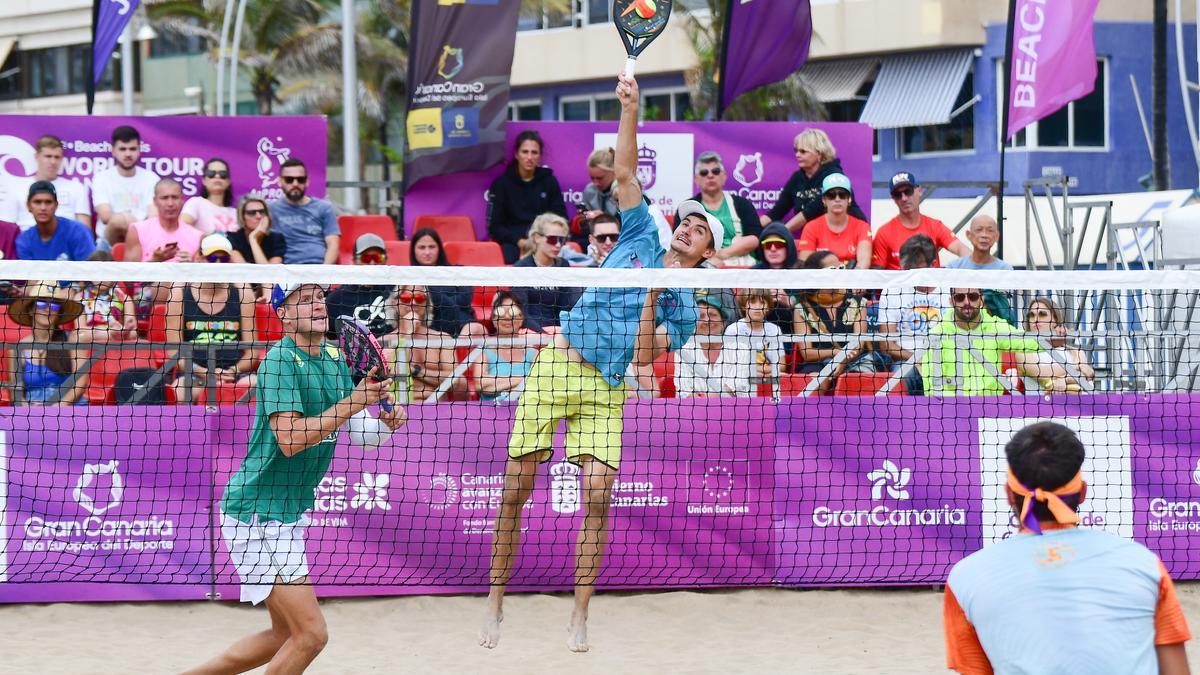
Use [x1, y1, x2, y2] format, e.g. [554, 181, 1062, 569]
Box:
[386, 241, 410, 265]
[194, 379, 254, 406]
[653, 352, 676, 398]
[472, 286, 505, 324]
[255, 302, 284, 342]
[147, 303, 169, 342]
[111, 242, 127, 262]
[445, 241, 504, 267]
[413, 214, 476, 242]
[337, 215, 398, 257]
[85, 347, 168, 405]
[833, 372, 896, 396]
[780, 373, 815, 397]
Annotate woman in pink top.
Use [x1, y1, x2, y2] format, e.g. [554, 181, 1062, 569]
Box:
[181, 158, 238, 233]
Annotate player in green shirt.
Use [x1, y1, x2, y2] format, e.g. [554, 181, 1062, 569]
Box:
[919, 288, 1066, 396]
[188, 282, 404, 675]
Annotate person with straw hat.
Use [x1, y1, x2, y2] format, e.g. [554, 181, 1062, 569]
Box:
[9, 280, 86, 405]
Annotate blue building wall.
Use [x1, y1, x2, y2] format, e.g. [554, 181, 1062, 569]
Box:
[873, 22, 1199, 198]
[511, 73, 687, 121]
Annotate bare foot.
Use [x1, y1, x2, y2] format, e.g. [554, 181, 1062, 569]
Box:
[479, 605, 503, 649]
[567, 609, 589, 653]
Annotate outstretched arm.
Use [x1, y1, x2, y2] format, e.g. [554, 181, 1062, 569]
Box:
[614, 73, 643, 212]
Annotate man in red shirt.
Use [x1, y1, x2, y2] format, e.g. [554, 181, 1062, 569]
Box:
[871, 172, 968, 270]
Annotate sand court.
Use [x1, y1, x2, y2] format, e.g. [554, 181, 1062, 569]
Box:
[3, 584, 1199, 673]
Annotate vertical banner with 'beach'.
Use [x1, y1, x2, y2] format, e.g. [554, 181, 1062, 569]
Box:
[405, 0, 521, 188]
[1005, 0, 1101, 139]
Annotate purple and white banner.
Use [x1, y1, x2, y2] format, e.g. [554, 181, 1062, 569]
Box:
[1006, 0, 1101, 139]
[2, 394, 1199, 603]
[0, 115, 328, 213]
[93, 0, 142, 84]
[718, 0, 813, 115]
[403, 121, 875, 240]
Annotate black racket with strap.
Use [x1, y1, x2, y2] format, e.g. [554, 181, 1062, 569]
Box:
[613, 0, 673, 76]
[336, 315, 394, 413]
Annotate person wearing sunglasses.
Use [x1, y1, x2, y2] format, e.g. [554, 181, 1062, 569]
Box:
[919, 287, 1062, 397]
[512, 213, 581, 333]
[487, 130, 568, 264]
[795, 173, 872, 269]
[752, 221, 802, 341]
[181, 158, 238, 234]
[9, 280, 88, 406]
[586, 213, 621, 265]
[268, 158, 340, 264]
[166, 233, 257, 402]
[477, 291, 540, 402]
[228, 195, 286, 265]
[871, 172, 969, 270]
[1020, 297, 1094, 392]
[324, 233, 397, 340]
[675, 151, 762, 267]
[386, 284, 457, 403]
[760, 128, 867, 234]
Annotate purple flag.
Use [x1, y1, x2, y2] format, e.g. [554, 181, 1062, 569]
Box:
[718, 0, 812, 116]
[93, 0, 141, 84]
[1006, 0, 1100, 139]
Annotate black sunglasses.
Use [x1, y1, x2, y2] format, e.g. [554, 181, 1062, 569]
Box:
[593, 233, 619, 243]
[281, 175, 308, 184]
[891, 187, 915, 199]
[205, 169, 230, 179]
[243, 207, 267, 217]
[952, 292, 982, 303]
[697, 167, 723, 178]
[824, 190, 851, 201]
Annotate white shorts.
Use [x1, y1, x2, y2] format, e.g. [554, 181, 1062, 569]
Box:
[220, 513, 311, 605]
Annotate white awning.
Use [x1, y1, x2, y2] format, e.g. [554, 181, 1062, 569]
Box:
[858, 49, 975, 129]
[797, 59, 879, 103]
[0, 38, 16, 69]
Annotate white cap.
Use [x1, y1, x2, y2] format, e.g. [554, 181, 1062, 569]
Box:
[675, 200, 723, 251]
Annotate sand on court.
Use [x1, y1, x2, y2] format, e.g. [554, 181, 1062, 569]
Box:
[3, 584, 1200, 674]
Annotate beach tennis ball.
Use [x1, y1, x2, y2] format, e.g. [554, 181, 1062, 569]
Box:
[635, 0, 656, 19]
[349, 410, 390, 449]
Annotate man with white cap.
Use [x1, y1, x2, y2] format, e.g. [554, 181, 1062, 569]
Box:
[480, 71, 719, 654]
[324, 233, 395, 338]
[188, 282, 405, 674]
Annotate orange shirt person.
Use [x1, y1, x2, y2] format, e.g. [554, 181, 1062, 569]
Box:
[795, 172, 872, 268]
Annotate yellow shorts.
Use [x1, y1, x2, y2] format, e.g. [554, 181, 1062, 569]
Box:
[508, 347, 629, 469]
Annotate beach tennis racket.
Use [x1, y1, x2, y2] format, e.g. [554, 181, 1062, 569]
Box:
[613, 0, 673, 77]
[336, 315, 394, 413]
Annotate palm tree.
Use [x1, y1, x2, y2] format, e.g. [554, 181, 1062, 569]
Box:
[680, 0, 824, 121]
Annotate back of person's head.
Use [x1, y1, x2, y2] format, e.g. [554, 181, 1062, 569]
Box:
[587, 147, 614, 172]
[1006, 422, 1086, 518]
[35, 135, 64, 152]
[111, 125, 140, 145]
[409, 227, 450, 266]
[792, 129, 836, 164]
[899, 234, 936, 270]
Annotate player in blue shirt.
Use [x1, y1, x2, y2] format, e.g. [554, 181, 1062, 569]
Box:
[479, 72, 722, 653]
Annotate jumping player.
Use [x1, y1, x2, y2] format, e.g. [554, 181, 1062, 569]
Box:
[479, 72, 722, 652]
[187, 283, 405, 675]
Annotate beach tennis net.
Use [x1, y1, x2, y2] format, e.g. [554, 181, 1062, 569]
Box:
[1, 261, 1198, 599]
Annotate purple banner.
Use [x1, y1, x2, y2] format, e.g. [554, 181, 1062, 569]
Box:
[93, 0, 142, 84]
[0, 116, 328, 213]
[1006, 0, 1101, 139]
[3, 394, 1199, 603]
[404, 120, 874, 240]
[719, 0, 813, 116]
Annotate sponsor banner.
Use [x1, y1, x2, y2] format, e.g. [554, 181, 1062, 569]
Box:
[1006, 0, 1101, 139]
[0, 407, 212, 602]
[0, 116, 328, 212]
[93, 0, 142, 84]
[404, 0, 520, 187]
[403, 121, 874, 240]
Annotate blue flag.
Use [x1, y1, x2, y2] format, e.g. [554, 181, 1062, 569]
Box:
[93, 0, 141, 84]
[718, 0, 812, 116]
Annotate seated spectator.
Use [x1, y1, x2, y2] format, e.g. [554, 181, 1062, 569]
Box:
[387, 284, 458, 403]
[325, 233, 396, 338]
[487, 130, 567, 264]
[16, 181, 96, 261]
[512, 213, 580, 332]
[74, 251, 137, 344]
[9, 280, 87, 405]
[181, 158, 238, 234]
[165, 234, 256, 402]
[1020, 297, 1094, 392]
[1, 134, 91, 230]
[792, 250, 872, 376]
[228, 195, 286, 265]
[580, 147, 618, 220]
[919, 287, 1063, 396]
[676, 151, 762, 267]
[755, 222, 801, 336]
[408, 227, 483, 338]
[947, 215, 1012, 270]
[269, 158, 340, 264]
[587, 214, 621, 266]
[675, 288, 736, 397]
[124, 178, 203, 262]
[718, 288, 783, 397]
[761, 128, 868, 232]
[872, 172, 969, 269]
[877, 234, 949, 394]
[796, 173, 872, 269]
[0, 218, 18, 261]
[92, 124, 158, 247]
[478, 291, 540, 402]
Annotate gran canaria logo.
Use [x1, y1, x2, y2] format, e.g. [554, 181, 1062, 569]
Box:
[437, 45, 464, 80]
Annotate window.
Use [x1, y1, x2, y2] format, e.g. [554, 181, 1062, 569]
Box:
[594, 97, 620, 121]
[902, 71, 975, 155]
[561, 98, 591, 121]
[508, 101, 543, 121]
[1004, 59, 1108, 150]
[586, 0, 610, 24]
[560, 89, 691, 121]
[518, 0, 575, 31]
[0, 43, 123, 101]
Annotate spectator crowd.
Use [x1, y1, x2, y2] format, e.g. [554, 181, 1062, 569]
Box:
[0, 124, 1095, 405]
